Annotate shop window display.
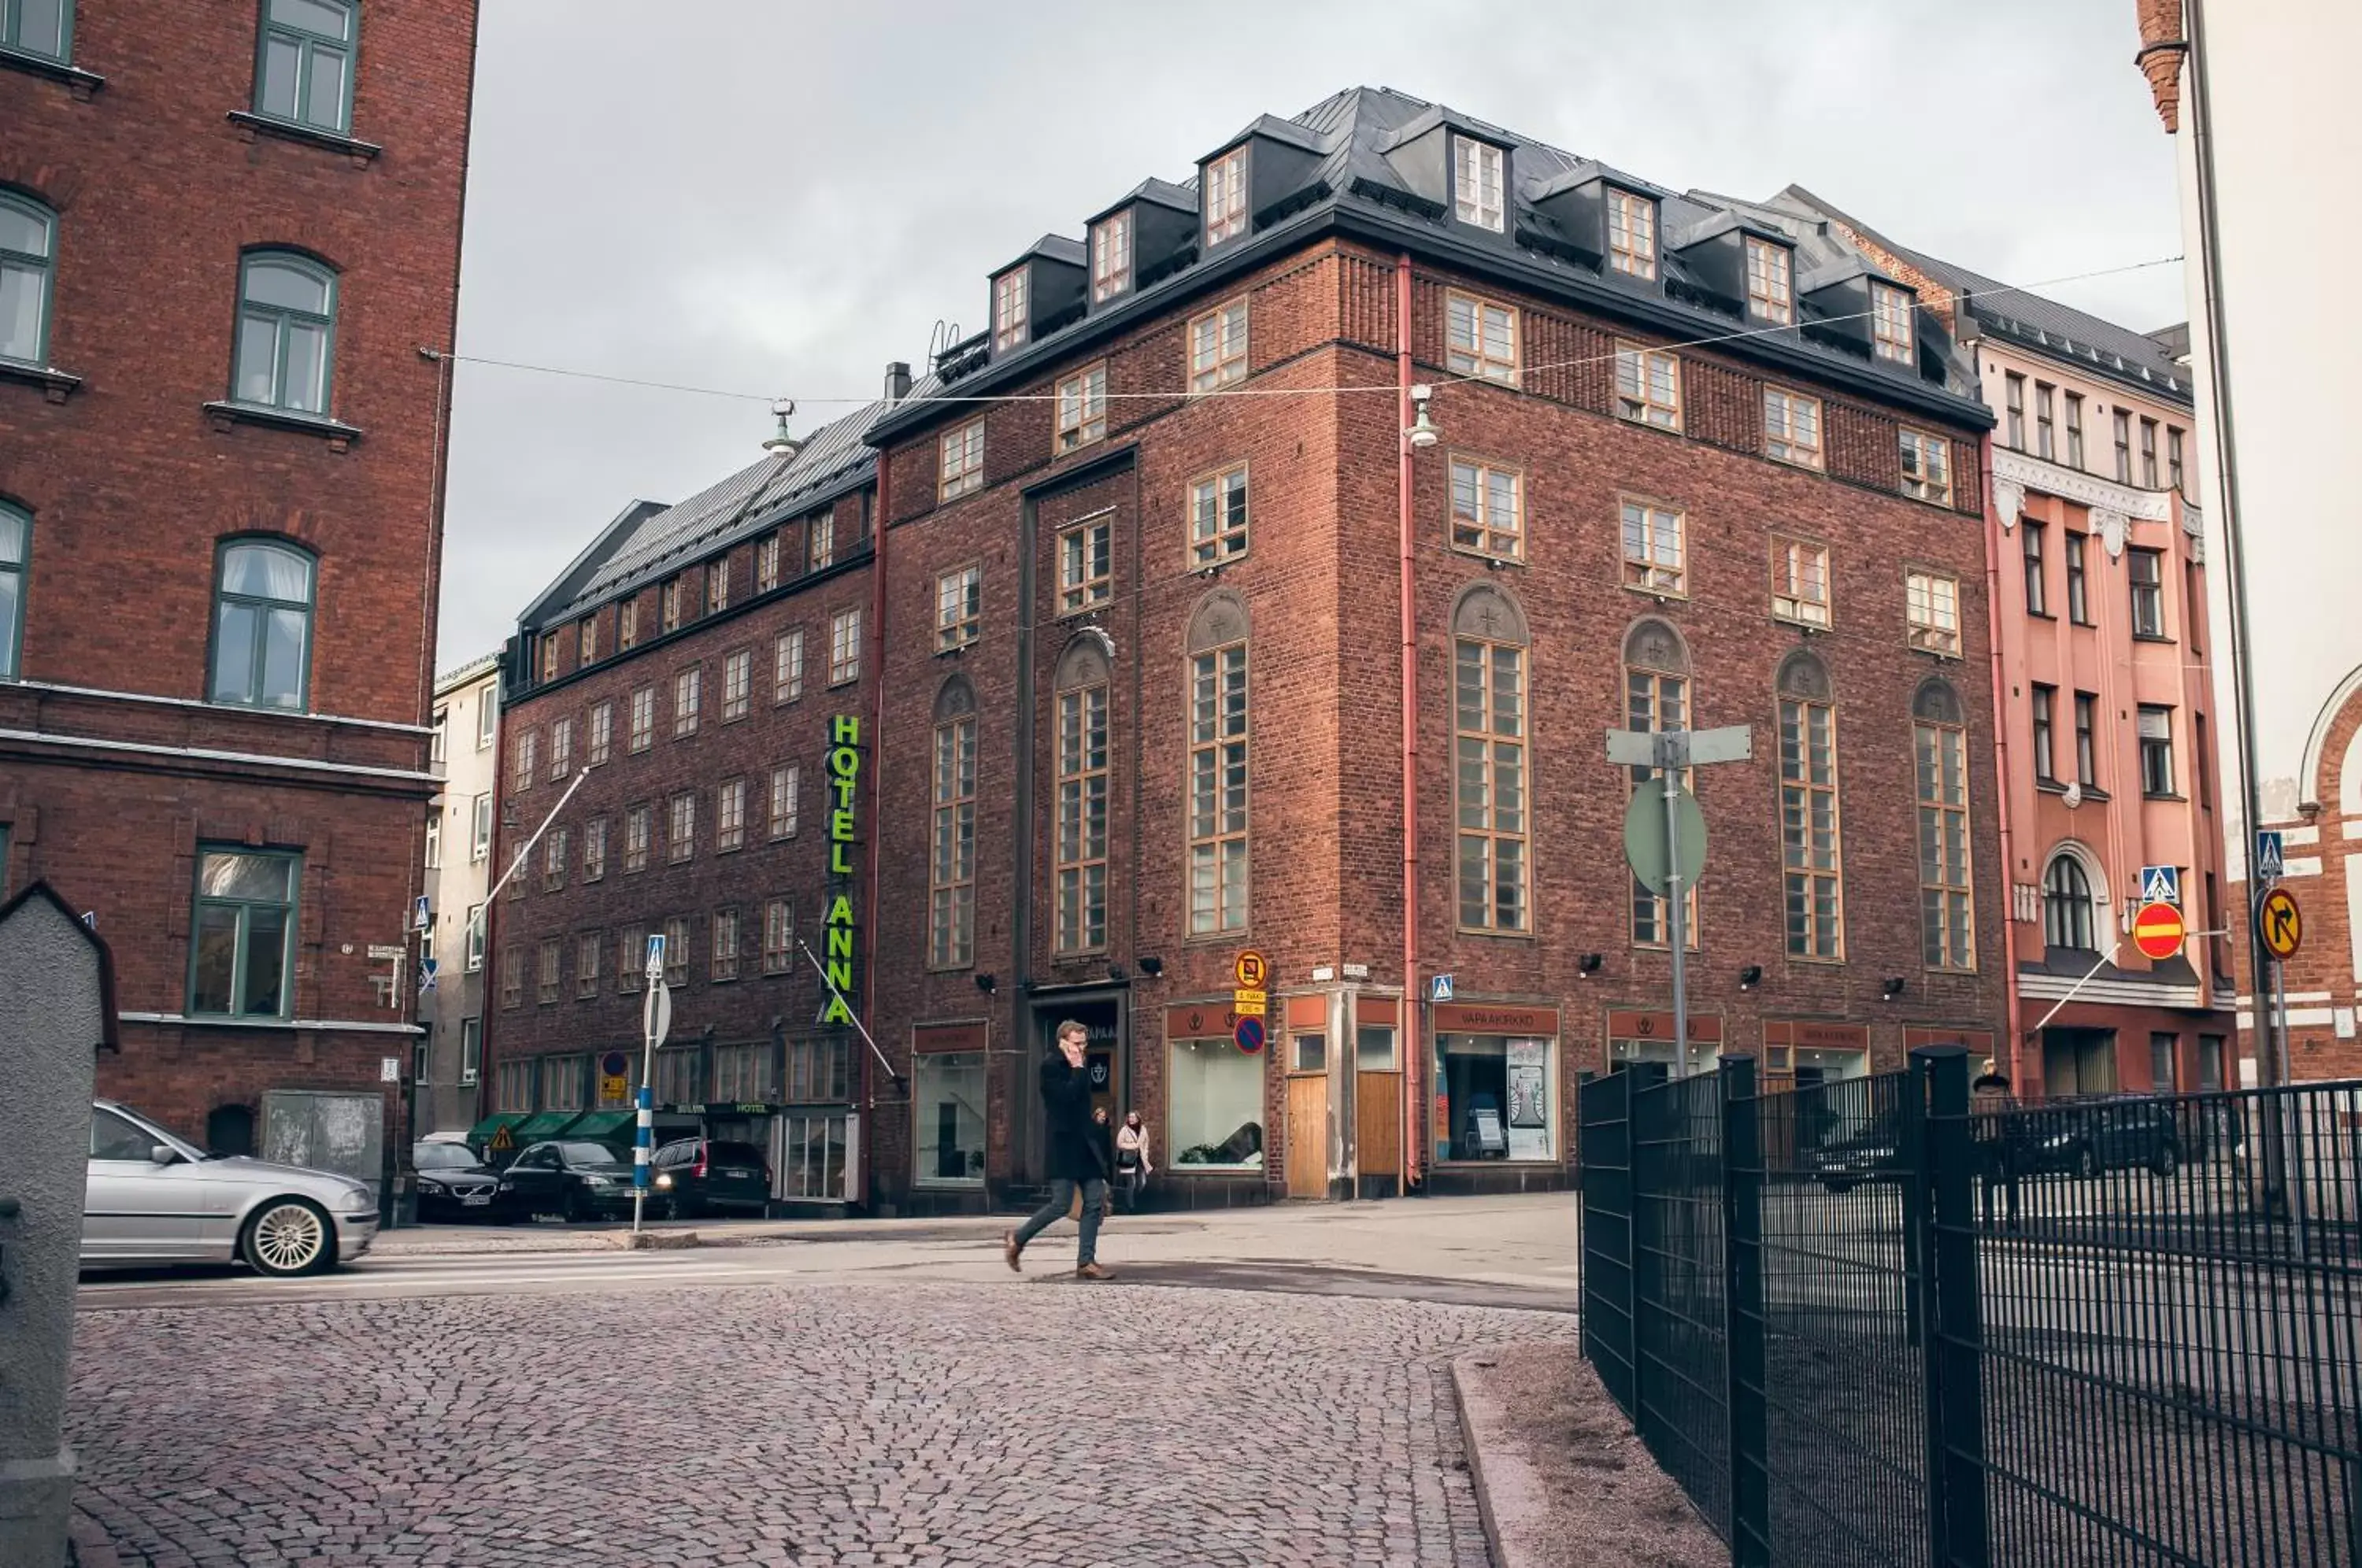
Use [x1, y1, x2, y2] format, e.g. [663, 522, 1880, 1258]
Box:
[1438, 1034, 1553, 1161]
[1168, 1034, 1264, 1168]
[916, 1051, 986, 1185]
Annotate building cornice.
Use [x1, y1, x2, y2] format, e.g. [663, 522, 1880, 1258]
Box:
[0, 727, 436, 786]
[10, 677, 431, 734]
[1989, 449, 2204, 557]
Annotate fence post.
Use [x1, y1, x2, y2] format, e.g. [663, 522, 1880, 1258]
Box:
[1720, 1054, 1770, 1566]
[1911, 1045, 1989, 1567]
[1628, 1070, 1657, 1444]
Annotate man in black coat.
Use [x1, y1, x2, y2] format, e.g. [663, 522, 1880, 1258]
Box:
[1004, 1019, 1113, 1279]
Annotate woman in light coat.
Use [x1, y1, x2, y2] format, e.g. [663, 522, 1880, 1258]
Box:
[1114, 1111, 1152, 1212]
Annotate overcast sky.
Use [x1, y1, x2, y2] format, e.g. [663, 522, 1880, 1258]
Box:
[435, 0, 2186, 670]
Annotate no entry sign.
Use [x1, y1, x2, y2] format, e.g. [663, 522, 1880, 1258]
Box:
[2131, 901, 2186, 962]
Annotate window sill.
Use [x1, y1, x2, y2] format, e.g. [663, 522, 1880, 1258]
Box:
[2132, 633, 2176, 645]
[1771, 611, 1831, 634]
[2025, 609, 2055, 622]
[1621, 581, 1689, 603]
[935, 639, 978, 657]
[2144, 791, 2187, 803]
[0, 358, 83, 402]
[1450, 545, 1525, 570]
[203, 400, 362, 449]
[0, 43, 102, 96]
[1057, 600, 1115, 622]
[226, 109, 381, 165]
[1455, 926, 1536, 942]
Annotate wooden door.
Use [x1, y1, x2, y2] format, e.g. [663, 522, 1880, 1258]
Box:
[1285, 1075, 1328, 1198]
[1356, 1072, 1401, 1182]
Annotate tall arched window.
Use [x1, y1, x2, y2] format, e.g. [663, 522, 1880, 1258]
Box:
[1454, 584, 1529, 932]
[254, 0, 357, 134]
[1186, 589, 1249, 936]
[2042, 849, 2097, 953]
[1053, 634, 1113, 955]
[232, 251, 337, 414]
[0, 192, 57, 367]
[1778, 650, 1843, 959]
[0, 501, 27, 681]
[210, 540, 315, 710]
[928, 677, 977, 969]
[1624, 618, 1695, 947]
[1912, 679, 1975, 970]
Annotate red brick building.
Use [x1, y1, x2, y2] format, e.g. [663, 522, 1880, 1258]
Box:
[0, 2, 478, 1185]
[492, 88, 2008, 1211]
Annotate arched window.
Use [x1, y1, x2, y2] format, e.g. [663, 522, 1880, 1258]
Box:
[1186, 589, 1250, 936]
[0, 0, 71, 63]
[1777, 651, 1842, 959]
[928, 677, 977, 969]
[0, 192, 57, 367]
[1624, 619, 1694, 947]
[210, 540, 316, 710]
[1912, 679, 1974, 970]
[255, 0, 357, 134]
[1454, 584, 1529, 932]
[2043, 849, 2097, 953]
[232, 251, 337, 414]
[0, 501, 26, 682]
[1054, 633, 1113, 954]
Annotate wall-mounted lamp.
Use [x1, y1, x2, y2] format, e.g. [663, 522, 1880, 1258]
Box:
[1405, 383, 1440, 449]
[974, 973, 998, 995]
[1881, 977, 1907, 1001]
[1107, 963, 1128, 983]
[1578, 953, 1604, 976]
[761, 398, 799, 456]
[1738, 965, 1762, 992]
[1138, 956, 1164, 978]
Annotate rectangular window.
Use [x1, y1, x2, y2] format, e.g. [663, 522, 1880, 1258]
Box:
[1607, 188, 1657, 279]
[2034, 382, 2055, 460]
[629, 686, 654, 752]
[2151, 1033, 2178, 1092]
[661, 577, 683, 632]
[257, 0, 355, 132]
[1916, 714, 1975, 970]
[762, 898, 794, 973]
[939, 419, 985, 500]
[618, 598, 639, 650]
[2065, 392, 2086, 469]
[930, 716, 977, 967]
[1091, 210, 1132, 302]
[539, 637, 559, 683]
[424, 814, 441, 871]
[1746, 238, 1793, 324]
[663, 916, 689, 987]
[2114, 410, 2133, 482]
[757, 534, 781, 593]
[809, 510, 835, 570]
[2196, 712, 2212, 808]
[2075, 692, 2098, 786]
[829, 607, 861, 685]
[537, 939, 561, 1005]
[1446, 292, 1518, 386]
[430, 708, 448, 766]
[187, 849, 298, 1019]
[2168, 427, 2187, 497]
[500, 946, 521, 1009]
[1614, 343, 1681, 429]
[2065, 533, 2090, 625]
[769, 764, 799, 840]
[1449, 459, 1523, 559]
[1764, 387, 1822, 468]
[460, 1018, 480, 1085]
[774, 630, 804, 702]
[2022, 520, 2048, 616]
[2031, 684, 2057, 782]
[1454, 638, 1527, 932]
[1189, 299, 1249, 393]
[1900, 429, 1952, 505]
[722, 649, 751, 720]
[673, 667, 701, 737]
[936, 564, 983, 650]
[625, 804, 651, 873]
[1057, 516, 1113, 613]
[668, 792, 696, 862]
[476, 688, 497, 748]
[1771, 536, 1830, 627]
[718, 777, 746, 852]
[1872, 283, 1915, 364]
[2005, 373, 2025, 451]
[2129, 547, 2166, 637]
[992, 268, 1027, 351]
[1204, 147, 1246, 245]
[2139, 705, 2176, 796]
[512, 729, 538, 792]
[465, 904, 485, 971]
[1780, 692, 1842, 959]
[712, 907, 740, 982]
[618, 926, 644, 994]
[588, 700, 612, 764]
[915, 1050, 987, 1188]
[549, 716, 572, 779]
[1056, 364, 1109, 451]
[1453, 136, 1505, 231]
[2199, 1035, 2224, 1092]
[1187, 642, 1250, 935]
[3, 0, 72, 63]
[1620, 499, 1686, 596]
[1907, 571, 1961, 656]
[1189, 464, 1249, 567]
[2141, 418, 2159, 486]
[707, 559, 729, 615]
[1056, 681, 1111, 953]
[1627, 666, 1696, 948]
[542, 828, 568, 892]
[576, 934, 601, 1000]
[583, 816, 606, 882]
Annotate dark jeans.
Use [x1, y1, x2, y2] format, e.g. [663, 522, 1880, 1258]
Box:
[1015, 1177, 1105, 1266]
[1979, 1141, 2021, 1228]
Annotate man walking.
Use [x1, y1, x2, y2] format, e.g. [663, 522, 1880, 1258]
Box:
[1004, 1019, 1114, 1280]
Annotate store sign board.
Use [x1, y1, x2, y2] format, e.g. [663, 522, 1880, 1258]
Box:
[913, 1021, 990, 1054]
[1605, 1010, 1722, 1044]
[1434, 1003, 1560, 1036]
[1761, 1019, 1870, 1052]
[1165, 1002, 1242, 1040]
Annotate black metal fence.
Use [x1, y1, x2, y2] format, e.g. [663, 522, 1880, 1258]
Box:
[1580, 1046, 2362, 1566]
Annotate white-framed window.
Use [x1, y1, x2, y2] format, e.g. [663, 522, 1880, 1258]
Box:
[460, 1018, 480, 1084]
[536, 939, 561, 1005]
[707, 558, 729, 615]
[769, 764, 799, 840]
[1056, 364, 1109, 451]
[722, 649, 752, 721]
[762, 898, 794, 973]
[1091, 210, 1132, 302]
[930, 714, 977, 967]
[1772, 536, 1831, 627]
[1608, 188, 1657, 280]
[430, 707, 447, 766]
[673, 666, 701, 737]
[663, 916, 689, 988]
[1620, 499, 1686, 596]
[661, 577, 683, 631]
[1058, 515, 1113, 614]
[423, 814, 440, 870]
[939, 419, 985, 500]
[1764, 386, 1821, 468]
[1453, 136, 1505, 231]
[576, 933, 602, 999]
[1189, 298, 1248, 394]
[511, 729, 537, 792]
[539, 637, 558, 683]
[992, 268, 1027, 352]
[542, 828, 568, 891]
[667, 791, 696, 863]
[1614, 343, 1681, 429]
[1873, 283, 1915, 364]
[1446, 292, 1518, 385]
[579, 616, 598, 664]
[1454, 636, 1527, 932]
[937, 564, 983, 650]
[588, 700, 612, 764]
[628, 685, 654, 752]
[1907, 570, 1962, 656]
[1189, 464, 1249, 568]
[1204, 147, 1247, 245]
[471, 794, 492, 862]
[465, 904, 486, 971]
[583, 817, 606, 882]
[1056, 679, 1111, 954]
[1779, 661, 1843, 960]
[829, 607, 861, 686]
[1625, 623, 1697, 949]
[756, 534, 781, 593]
[1187, 640, 1249, 935]
[711, 907, 740, 982]
[617, 926, 645, 994]
[618, 598, 639, 650]
[2139, 704, 2176, 797]
[809, 509, 835, 571]
[624, 804, 651, 873]
[717, 777, 746, 852]
[1746, 237, 1793, 324]
[1914, 682, 1975, 971]
[774, 630, 805, 702]
[549, 716, 572, 779]
[2043, 851, 2097, 952]
[476, 688, 496, 749]
[1449, 458, 1523, 560]
[1900, 428, 1952, 505]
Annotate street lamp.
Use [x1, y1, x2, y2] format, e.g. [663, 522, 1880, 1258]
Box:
[1405, 384, 1440, 449]
[761, 398, 798, 457]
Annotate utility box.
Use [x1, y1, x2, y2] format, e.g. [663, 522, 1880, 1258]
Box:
[0, 882, 118, 1568]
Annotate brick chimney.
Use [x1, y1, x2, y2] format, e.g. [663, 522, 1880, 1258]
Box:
[2135, 0, 2187, 132]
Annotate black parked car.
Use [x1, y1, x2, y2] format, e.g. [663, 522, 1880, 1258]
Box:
[2023, 1099, 2181, 1178]
[495, 1140, 639, 1222]
[412, 1141, 501, 1222]
[650, 1137, 772, 1219]
[1810, 1124, 1905, 1193]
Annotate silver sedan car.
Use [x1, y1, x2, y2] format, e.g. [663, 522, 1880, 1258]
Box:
[83, 1100, 379, 1276]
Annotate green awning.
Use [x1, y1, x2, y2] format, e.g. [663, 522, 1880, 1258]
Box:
[565, 1110, 635, 1142]
[511, 1111, 579, 1141]
[465, 1112, 529, 1146]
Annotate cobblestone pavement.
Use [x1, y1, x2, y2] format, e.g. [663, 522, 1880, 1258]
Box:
[69, 1278, 1576, 1566]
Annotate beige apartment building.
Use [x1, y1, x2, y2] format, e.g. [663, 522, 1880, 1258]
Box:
[418, 654, 500, 1133]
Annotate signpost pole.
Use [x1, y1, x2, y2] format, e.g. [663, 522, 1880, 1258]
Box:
[634, 937, 668, 1235]
[1660, 735, 1690, 1079]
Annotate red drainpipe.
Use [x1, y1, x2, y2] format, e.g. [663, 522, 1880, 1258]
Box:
[861, 454, 890, 1204]
[1977, 431, 2027, 1090]
[1396, 253, 1423, 1192]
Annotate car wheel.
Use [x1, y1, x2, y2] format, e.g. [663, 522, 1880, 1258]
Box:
[242, 1197, 334, 1277]
[2152, 1144, 2179, 1178]
[2075, 1145, 2099, 1180]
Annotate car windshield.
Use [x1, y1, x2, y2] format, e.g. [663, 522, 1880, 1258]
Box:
[413, 1144, 479, 1170]
[557, 1142, 620, 1167]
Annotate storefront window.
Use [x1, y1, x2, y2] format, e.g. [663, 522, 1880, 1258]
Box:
[1168, 1034, 1264, 1170]
[776, 1112, 847, 1199]
[1438, 1035, 1554, 1162]
[1356, 1026, 1397, 1069]
[653, 1048, 702, 1106]
[915, 1051, 986, 1186]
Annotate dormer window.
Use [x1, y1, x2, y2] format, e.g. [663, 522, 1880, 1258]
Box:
[1205, 148, 1248, 246]
[1872, 283, 1915, 365]
[1453, 137, 1505, 233]
[993, 270, 1028, 352]
[1746, 238, 1793, 325]
[1607, 188, 1657, 281]
[1091, 212, 1132, 303]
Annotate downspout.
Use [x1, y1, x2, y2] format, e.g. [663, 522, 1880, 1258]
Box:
[1979, 432, 2027, 1090]
[1396, 253, 1423, 1192]
[861, 457, 890, 1207]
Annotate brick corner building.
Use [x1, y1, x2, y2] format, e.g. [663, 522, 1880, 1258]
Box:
[0, 2, 479, 1187]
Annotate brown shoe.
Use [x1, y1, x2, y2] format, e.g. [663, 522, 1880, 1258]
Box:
[1075, 1263, 1115, 1281]
[1002, 1230, 1022, 1273]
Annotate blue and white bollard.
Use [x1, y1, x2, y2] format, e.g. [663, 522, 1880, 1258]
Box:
[632, 1085, 653, 1230]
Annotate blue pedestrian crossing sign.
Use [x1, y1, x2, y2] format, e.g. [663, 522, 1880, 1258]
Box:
[2255, 831, 2286, 882]
[1429, 973, 1455, 1002]
[2138, 865, 2182, 907]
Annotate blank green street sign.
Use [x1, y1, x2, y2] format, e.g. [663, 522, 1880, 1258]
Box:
[1624, 777, 1706, 895]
